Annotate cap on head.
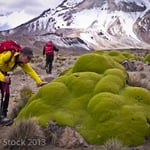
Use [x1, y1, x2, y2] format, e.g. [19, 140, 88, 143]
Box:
[21, 47, 34, 59]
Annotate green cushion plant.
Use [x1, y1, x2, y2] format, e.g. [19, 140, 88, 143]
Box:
[16, 51, 150, 146]
[144, 54, 150, 63]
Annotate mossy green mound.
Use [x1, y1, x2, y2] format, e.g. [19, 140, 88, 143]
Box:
[94, 50, 138, 63]
[71, 53, 124, 74]
[144, 54, 150, 62]
[16, 52, 150, 146]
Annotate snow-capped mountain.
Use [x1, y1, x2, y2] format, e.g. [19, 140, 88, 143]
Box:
[0, 0, 150, 50]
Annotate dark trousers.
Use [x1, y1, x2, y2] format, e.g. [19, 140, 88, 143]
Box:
[45, 54, 54, 73]
[0, 81, 10, 117]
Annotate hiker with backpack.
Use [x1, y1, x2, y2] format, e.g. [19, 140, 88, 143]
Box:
[43, 41, 59, 74]
[0, 40, 48, 126]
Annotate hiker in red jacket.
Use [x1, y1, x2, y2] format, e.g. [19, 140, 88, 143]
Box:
[43, 41, 59, 74]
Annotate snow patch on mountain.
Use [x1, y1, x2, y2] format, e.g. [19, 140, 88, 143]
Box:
[0, 0, 150, 50]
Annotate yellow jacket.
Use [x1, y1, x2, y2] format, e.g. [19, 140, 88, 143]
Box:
[0, 51, 42, 84]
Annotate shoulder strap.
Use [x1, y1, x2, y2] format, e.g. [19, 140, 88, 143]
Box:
[5, 50, 16, 64]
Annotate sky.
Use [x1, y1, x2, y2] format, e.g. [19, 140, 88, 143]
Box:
[0, 0, 62, 31]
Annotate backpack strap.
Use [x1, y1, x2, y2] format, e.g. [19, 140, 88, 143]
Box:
[5, 50, 16, 65]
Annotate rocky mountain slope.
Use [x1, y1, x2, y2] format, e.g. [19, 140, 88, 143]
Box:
[0, 0, 150, 51]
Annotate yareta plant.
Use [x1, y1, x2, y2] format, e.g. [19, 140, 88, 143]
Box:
[94, 50, 139, 63]
[16, 52, 150, 146]
[144, 54, 150, 63]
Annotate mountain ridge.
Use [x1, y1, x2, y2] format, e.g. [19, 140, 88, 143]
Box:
[0, 0, 150, 51]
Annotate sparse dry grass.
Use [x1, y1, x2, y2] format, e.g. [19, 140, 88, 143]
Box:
[104, 138, 125, 150]
[10, 86, 32, 119]
[127, 72, 148, 89]
[4, 119, 46, 150]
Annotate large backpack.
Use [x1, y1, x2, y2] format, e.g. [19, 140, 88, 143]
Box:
[44, 41, 54, 55]
[0, 40, 22, 63]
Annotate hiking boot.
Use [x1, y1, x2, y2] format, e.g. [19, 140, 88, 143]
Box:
[46, 67, 49, 73]
[0, 116, 13, 126]
[46, 67, 51, 74]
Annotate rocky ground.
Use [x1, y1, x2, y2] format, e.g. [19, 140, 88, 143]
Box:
[0, 49, 150, 150]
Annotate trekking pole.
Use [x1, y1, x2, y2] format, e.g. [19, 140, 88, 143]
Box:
[0, 83, 8, 118]
[0, 91, 4, 119]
